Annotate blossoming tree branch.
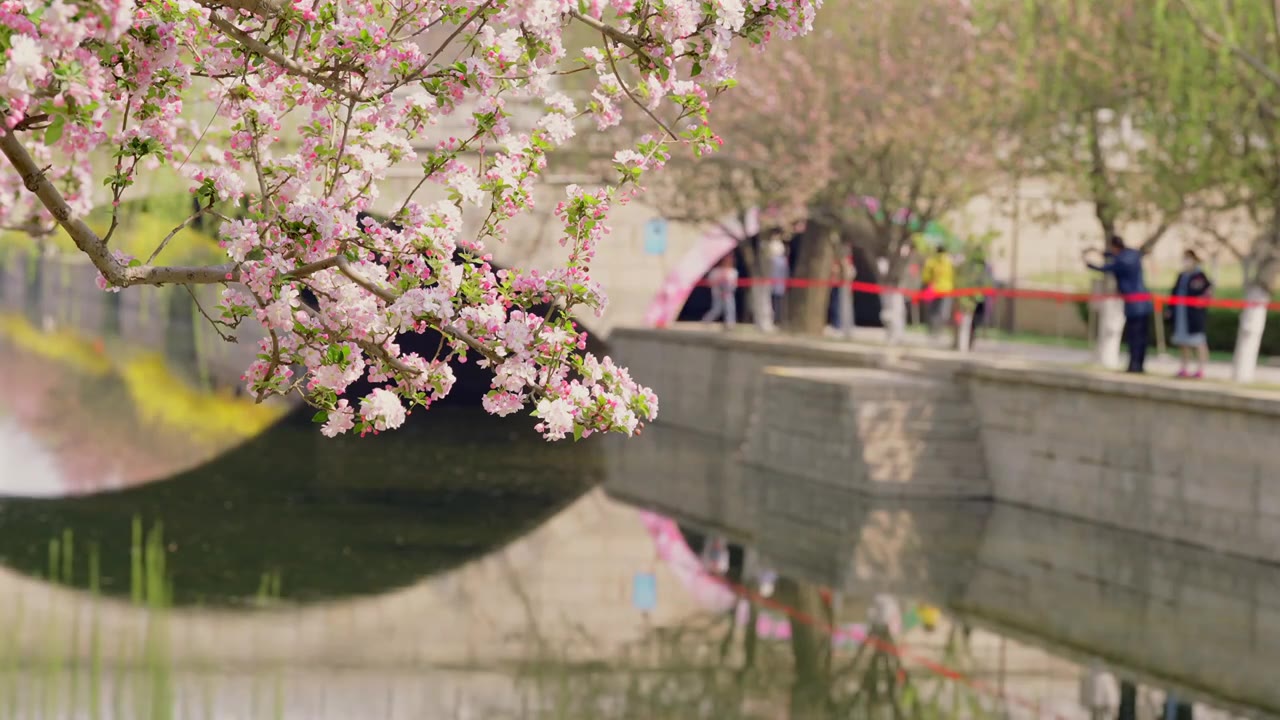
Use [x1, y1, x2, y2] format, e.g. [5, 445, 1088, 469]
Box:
[0, 0, 818, 439]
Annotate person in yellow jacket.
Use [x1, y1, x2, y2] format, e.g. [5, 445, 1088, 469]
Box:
[921, 246, 954, 337]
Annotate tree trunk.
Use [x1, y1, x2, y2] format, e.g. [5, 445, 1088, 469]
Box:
[1233, 283, 1269, 383]
[953, 311, 973, 352]
[1092, 274, 1126, 369]
[740, 240, 774, 331]
[878, 252, 914, 345]
[785, 223, 837, 335]
[750, 284, 775, 331]
[1232, 218, 1280, 382]
[776, 578, 830, 720]
[1087, 109, 1118, 242]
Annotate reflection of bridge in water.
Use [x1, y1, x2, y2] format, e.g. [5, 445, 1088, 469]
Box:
[605, 424, 1280, 718]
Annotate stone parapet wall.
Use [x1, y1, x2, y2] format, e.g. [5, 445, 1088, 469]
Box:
[612, 326, 1280, 564]
[611, 327, 964, 443]
[963, 363, 1280, 561]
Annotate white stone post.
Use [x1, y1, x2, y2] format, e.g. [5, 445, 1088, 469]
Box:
[837, 253, 856, 339]
[882, 291, 906, 345]
[954, 311, 973, 353]
[750, 283, 774, 332]
[1233, 284, 1270, 383]
[837, 283, 855, 338]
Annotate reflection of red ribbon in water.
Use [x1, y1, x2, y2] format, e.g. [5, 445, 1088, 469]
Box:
[639, 510, 1069, 719]
[639, 512, 879, 646]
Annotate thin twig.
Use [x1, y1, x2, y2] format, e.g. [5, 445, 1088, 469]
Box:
[177, 96, 226, 173]
[185, 284, 238, 341]
[1172, 0, 1280, 91]
[603, 36, 678, 141]
[358, 338, 421, 375]
[249, 291, 283, 403]
[571, 11, 654, 66]
[103, 95, 135, 247]
[417, 0, 495, 79]
[246, 116, 274, 219]
[326, 94, 359, 196]
[197, 0, 289, 17]
[147, 206, 209, 264]
[208, 13, 362, 99]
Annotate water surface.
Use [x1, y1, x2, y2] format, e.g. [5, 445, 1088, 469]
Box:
[0, 268, 1272, 720]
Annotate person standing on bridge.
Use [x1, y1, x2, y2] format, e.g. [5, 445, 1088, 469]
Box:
[701, 255, 739, 329]
[1168, 249, 1213, 379]
[1084, 235, 1154, 374]
[921, 246, 955, 338]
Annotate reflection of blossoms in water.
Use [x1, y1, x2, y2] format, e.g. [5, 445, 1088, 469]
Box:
[0, 321, 288, 498]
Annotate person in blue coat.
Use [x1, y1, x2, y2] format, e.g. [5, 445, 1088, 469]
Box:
[1084, 235, 1154, 373]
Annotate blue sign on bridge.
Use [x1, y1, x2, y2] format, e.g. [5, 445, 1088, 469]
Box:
[643, 218, 669, 256]
[632, 572, 657, 611]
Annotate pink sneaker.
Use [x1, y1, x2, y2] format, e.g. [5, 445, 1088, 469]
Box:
[1193, 370, 1204, 379]
[1176, 369, 1189, 378]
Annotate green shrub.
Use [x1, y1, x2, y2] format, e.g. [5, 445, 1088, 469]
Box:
[1203, 306, 1280, 355]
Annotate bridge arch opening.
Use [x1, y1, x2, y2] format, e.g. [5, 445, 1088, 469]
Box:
[647, 212, 885, 329]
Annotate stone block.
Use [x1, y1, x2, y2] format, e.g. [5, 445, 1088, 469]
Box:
[740, 366, 991, 499]
[1255, 468, 1280, 517]
[1182, 468, 1258, 514]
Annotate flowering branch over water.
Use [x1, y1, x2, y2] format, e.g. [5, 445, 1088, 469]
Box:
[0, 0, 819, 440]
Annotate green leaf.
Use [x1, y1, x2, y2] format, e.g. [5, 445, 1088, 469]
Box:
[42, 112, 65, 143]
[573, 425, 584, 441]
[312, 410, 329, 423]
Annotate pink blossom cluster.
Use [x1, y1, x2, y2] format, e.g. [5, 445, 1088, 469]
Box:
[0, 0, 820, 440]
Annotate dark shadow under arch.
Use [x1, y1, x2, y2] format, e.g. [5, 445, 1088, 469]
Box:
[675, 232, 884, 327]
[0, 403, 604, 607]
